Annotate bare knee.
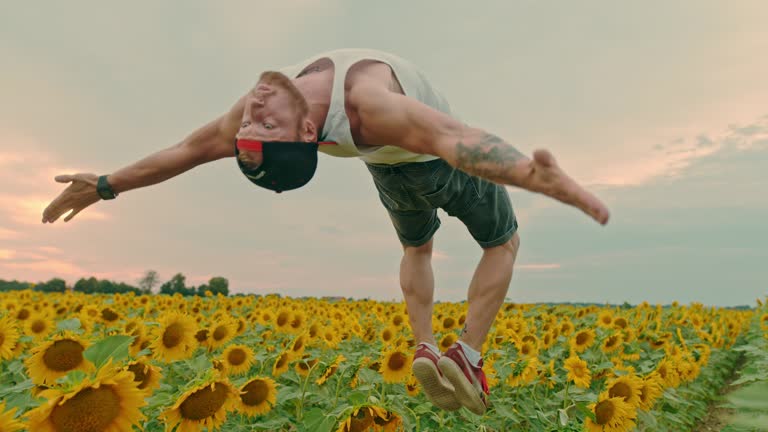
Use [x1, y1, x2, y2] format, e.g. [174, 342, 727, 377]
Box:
[402, 238, 434, 257]
[482, 232, 520, 256]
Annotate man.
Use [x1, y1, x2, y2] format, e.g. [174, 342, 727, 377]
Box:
[42, 48, 609, 415]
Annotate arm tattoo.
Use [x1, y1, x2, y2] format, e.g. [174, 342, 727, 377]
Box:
[455, 133, 527, 180]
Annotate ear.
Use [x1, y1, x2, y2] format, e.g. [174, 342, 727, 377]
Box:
[299, 118, 318, 142]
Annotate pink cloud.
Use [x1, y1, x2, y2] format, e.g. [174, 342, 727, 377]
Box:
[0, 228, 20, 239]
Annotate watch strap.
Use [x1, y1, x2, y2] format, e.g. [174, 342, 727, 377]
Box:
[97, 175, 118, 200]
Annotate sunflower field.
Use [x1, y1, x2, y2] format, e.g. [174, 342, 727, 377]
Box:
[0, 289, 765, 432]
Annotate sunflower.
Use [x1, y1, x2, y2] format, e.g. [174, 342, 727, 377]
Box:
[654, 358, 681, 388]
[405, 374, 420, 396]
[24, 313, 54, 340]
[760, 313, 768, 330]
[289, 310, 306, 333]
[221, 344, 255, 376]
[125, 360, 162, 395]
[637, 375, 664, 411]
[439, 333, 458, 352]
[151, 312, 198, 362]
[379, 345, 412, 384]
[336, 404, 397, 432]
[390, 312, 406, 328]
[564, 355, 592, 389]
[207, 319, 237, 350]
[272, 350, 293, 377]
[601, 332, 624, 354]
[0, 401, 23, 432]
[289, 333, 308, 357]
[99, 307, 121, 325]
[506, 357, 540, 387]
[380, 326, 398, 345]
[597, 310, 614, 328]
[26, 367, 146, 432]
[0, 315, 20, 360]
[162, 379, 238, 432]
[517, 341, 539, 358]
[584, 396, 637, 432]
[316, 354, 346, 385]
[322, 328, 342, 349]
[441, 316, 458, 331]
[25, 333, 92, 385]
[274, 307, 293, 333]
[295, 356, 319, 377]
[605, 374, 643, 408]
[238, 376, 278, 417]
[569, 329, 596, 353]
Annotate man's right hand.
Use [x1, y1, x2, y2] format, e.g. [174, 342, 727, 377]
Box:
[42, 173, 102, 223]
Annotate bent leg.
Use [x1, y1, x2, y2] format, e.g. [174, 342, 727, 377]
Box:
[461, 233, 519, 351]
[400, 238, 437, 346]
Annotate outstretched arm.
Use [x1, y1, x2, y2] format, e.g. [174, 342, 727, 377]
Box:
[350, 84, 610, 225]
[42, 95, 247, 223]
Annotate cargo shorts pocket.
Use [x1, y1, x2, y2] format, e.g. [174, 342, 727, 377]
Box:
[420, 166, 482, 216]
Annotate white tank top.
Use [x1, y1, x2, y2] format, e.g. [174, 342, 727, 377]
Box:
[278, 48, 452, 164]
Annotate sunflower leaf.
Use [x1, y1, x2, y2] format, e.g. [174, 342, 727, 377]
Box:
[56, 318, 81, 331]
[83, 334, 133, 369]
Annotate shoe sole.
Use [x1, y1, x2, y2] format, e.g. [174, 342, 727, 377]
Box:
[412, 357, 462, 411]
[437, 356, 487, 415]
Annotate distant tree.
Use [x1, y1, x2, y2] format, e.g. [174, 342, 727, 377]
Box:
[137, 270, 160, 294]
[160, 273, 190, 296]
[202, 277, 229, 296]
[34, 278, 66, 293]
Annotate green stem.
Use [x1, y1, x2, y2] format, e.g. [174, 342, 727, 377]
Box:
[563, 380, 571, 410]
[296, 363, 318, 421]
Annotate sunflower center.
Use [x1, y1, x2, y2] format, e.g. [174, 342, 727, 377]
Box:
[179, 382, 229, 421]
[609, 382, 632, 400]
[195, 329, 209, 343]
[606, 336, 619, 348]
[576, 332, 589, 345]
[31, 320, 46, 333]
[162, 323, 184, 348]
[292, 338, 304, 352]
[212, 326, 229, 341]
[101, 308, 119, 322]
[228, 349, 246, 366]
[50, 385, 121, 432]
[443, 317, 455, 328]
[17, 309, 30, 320]
[0, 333, 4, 346]
[241, 380, 268, 406]
[393, 315, 403, 326]
[275, 353, 289, 369]
[349, 408, 374, 432]
[276, 313, 290, 327]
[387, 352, 406, 371]
[594, 399, 616, 425]
[127, 363, 151, 389]
[43, 339, 85, 372]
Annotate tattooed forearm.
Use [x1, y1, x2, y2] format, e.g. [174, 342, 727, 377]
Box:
[454, 132, 529, 183]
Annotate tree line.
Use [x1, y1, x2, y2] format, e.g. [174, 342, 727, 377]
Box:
[0, 270, 229, 296]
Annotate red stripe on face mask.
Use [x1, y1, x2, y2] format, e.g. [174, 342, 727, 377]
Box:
[236, 139, 264, 152]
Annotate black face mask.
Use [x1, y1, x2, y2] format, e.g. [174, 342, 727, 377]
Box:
[234, 139, 336, 193]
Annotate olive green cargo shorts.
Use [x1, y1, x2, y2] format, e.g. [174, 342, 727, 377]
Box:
[365, 158, 518, 249]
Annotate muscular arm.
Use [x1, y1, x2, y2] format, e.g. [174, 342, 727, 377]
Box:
[108, 95, 246, 193]
[351, 84, 610, 225]
[350, 84, 533, 187]
[42, 94, 248, 224]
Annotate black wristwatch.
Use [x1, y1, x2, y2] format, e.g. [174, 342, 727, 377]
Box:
[96, 175, 119, 200]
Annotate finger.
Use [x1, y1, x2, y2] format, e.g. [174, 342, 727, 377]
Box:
[63, 207, 83, 223]
[55, 174, 74, 183]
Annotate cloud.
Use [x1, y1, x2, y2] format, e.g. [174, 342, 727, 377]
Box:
[0, 228, 20, 240]
[590, 115, 768, 187]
